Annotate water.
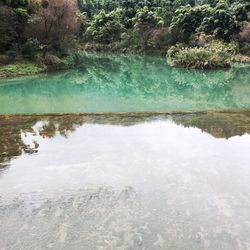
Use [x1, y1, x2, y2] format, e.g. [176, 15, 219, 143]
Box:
[0, 53, 250, 249]
[0, 53, 250, 114]
[0, 112, 250, 249]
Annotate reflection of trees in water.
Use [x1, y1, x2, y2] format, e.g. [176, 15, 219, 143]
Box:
[0, 115, 85, 167]
[172, 111, 250, 139]
[0, 116, 38, 168]
[65, 53, 249, 108]
[21, 53, 247, 97]
[1, 53, 249, 112]
[1, 112, 250, 168]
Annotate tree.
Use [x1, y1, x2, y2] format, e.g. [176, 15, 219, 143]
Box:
[86, 8, 125, 43]
[132, 6, 164, 51]
[172, 0, 195, 9]
[132, 6, 164, 28]
[199, 0, 243, 41]
[120, 0, 137, 28]
[233, 22, 250, 55]
[0, 6, 18, 51]
[1, 0, 28, 8]
[0, 0, 30, 51]
[170, 4, 212, 42]
[27, 0, 80, 53]
[170, 0, 247, 42]
[230, 1, 248, 22]
[153, 0, 173, 26]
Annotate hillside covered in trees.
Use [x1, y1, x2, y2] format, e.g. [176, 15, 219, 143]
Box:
[0, 0, 249, 74]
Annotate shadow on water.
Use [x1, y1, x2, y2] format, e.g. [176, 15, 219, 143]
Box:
[1, 111, 250, 168]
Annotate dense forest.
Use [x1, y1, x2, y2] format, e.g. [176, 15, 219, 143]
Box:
[0, 0, 249, 74]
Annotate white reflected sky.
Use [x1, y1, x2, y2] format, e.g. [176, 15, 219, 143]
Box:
[1, 120, 249, 194]
[1, 120, 250, 250]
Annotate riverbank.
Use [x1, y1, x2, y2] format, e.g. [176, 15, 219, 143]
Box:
[0, 52, 85, 79]
[0, 50, 250, 79]
[0, 62, 45, 79]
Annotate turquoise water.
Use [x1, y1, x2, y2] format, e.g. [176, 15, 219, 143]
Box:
[0, 53, 249, 114]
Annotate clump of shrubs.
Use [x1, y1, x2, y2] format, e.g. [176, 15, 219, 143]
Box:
[167, 34, 238, 69]
[21, 38, 41, 59]
[42, 54, 66, 70]
[0, 63, 44, 78]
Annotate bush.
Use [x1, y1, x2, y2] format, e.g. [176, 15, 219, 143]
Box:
[43, 54, 66, 70]
[64, 50, 85, 67]
[27, 0, 80, 53]
[21, 38, 40, 59]
[167, 36, 237, 69]
[0, 54, 11, 65]
[0, 62, 44, 78]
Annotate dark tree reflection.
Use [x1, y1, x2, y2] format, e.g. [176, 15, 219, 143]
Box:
[1, 111, 250, 168]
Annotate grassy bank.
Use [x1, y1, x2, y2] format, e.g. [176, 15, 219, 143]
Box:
[0, 62, 45, 79]
[0, 48, 249, 79]
[0, 51, 87, 79]
[167, 35, 250, 69]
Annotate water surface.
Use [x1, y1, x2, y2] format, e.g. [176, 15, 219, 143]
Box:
[0, 113, 250, 249]
[0, 53, 249, 114]
[1, 53, 250, 249]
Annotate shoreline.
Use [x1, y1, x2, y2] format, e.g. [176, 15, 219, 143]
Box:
[0, 51, 250, 80]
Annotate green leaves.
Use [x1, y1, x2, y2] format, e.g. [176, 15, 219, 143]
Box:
[86, 8, 125, 43]
[170, 0, 248, 42]
[2, 0, 28, 8]
[170, 4, 212, 41]
[132, 6, 164, 28]
[167, 35, 238, 69]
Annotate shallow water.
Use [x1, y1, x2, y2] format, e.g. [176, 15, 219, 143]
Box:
[1, 53, 250, 249]
[0, 112, 250, 249]
[0, 53, 250, 114]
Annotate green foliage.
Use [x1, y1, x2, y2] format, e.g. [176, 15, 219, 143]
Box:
[131, 7, 164, 51]
[167, 35, 238, 69]
[63, 50, 86, 67]
[86, 8, 125, 43]
[170, 0, 248, 42]
[34, 50, 86, 71]
[172, 0, 195, 9]
[14, 7, 29, 18]
[21, 38, 41, 59]
[0, 54, 11, 65]
[76, 11, 88, 36]
[168, 46, 232, 69]
[2, 0, 28, 8]
[6, 43, 19, 59]
[42, 54, 66, 70]
[230, 1, 248, 22]
[0, 0, 249, 70]
[198, 0, 240, 41]
[119, 0, 137, 28]
[170, 4, 212, 42]
[41, 0, 49, 8]
[132, 6, 164, 28]
[0, 6, 18, 51]
[0, 62, 43, 78]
